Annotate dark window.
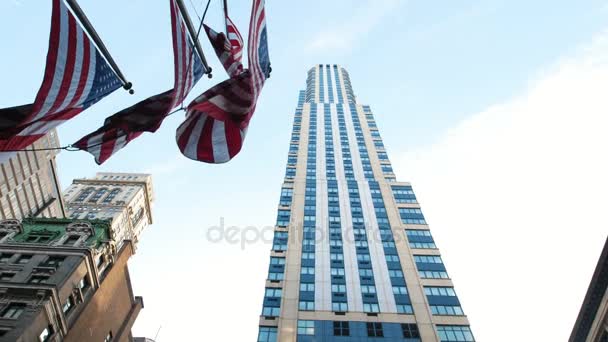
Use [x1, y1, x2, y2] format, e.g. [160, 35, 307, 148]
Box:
[367, 322, 384, 337]
[88, 188, 108, 203]
[44, 256, 64, 268]
[29, 275, 49, 284]
[0, 272, 16, 281]
[39, 326, 53, 342]
[17, 254, 32, 264]
[333, 321, 349, 336]
[62, 297, 74, 315]
[63, 235, 80, 246]
[25, 231, 56, 243]
[0, 253, 12, 263]
[75, 187, 95, 202]
[402, 324, 420, 338]
[78, 277, 90, 292]
[2, 303, 26, 319]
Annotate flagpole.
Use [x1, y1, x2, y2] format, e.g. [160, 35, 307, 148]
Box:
[64, 0, 134, 94]
[223, 0, 229, 32]
[175, 0, 212, 77]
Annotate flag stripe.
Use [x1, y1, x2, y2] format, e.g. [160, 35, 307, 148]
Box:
[211, 120, 230, 162]
[68, 31, 90, 109]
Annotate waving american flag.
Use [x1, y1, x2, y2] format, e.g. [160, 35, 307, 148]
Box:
[176, 0, 270, 164]
[0, 0, 122, 151]
[75, 0, 204, 164]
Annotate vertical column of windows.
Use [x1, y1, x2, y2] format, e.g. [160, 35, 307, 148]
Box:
[336, 103, 380, 313]
[326, 65, 334, 103]
[333, 65, 344, 103]
[370, 181, 413, 314]
[349, 105, 413, 313]
[340, 68, 356, 103]
[325, 104, 348, 312]
[306, 68, 316, 103]
[318, 65, 325, 103]
[262, 288, 283, 317]
[299, 104, 317, 311]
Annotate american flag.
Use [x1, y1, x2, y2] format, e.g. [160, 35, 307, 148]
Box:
[176, 0, 270, 164]
[74, 0, 204, 164]
[0, 0, 122, 151]
[204, 23, 243, 77]
[226, 14, 244, 65]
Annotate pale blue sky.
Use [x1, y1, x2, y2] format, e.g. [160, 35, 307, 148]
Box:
[1, 1, 608, 341]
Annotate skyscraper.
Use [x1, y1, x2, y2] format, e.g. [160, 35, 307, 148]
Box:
[63, 173, 154, 251]
[0, 130, 65, 219]
[257, 65, 474, 342]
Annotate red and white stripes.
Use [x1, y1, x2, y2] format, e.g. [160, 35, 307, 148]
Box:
[176, 0, 270, 164]
[0, 0, 122, 151]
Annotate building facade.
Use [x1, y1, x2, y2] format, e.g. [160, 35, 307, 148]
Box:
[257, 65, 474, 342]
[63, 173, 154, 251]
[0, 218, 143, 341]
[0, 130, 65, 220]
[570, 237, 608, 342]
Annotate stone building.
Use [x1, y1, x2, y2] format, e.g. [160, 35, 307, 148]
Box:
[0, 217, 143, 341]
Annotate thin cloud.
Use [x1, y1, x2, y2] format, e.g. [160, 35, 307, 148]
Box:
[394, 29, 608, 341]
[305, 0, 405, 53]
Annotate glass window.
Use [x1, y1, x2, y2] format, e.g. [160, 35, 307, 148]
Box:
[63, 235, 81, 246]
[333, 321, 350, 336]
[402, 324, 420, 338]
[0, 272, 16, 281]
[29, 275, 49, 284]
[436, 325, 475, 341]
[39, 326, 53, 342]
[297, 320, 315, 335]
[257, 327, 277, 342]
[366, 322, 384, 337]
[18, 254, 32, 264]
[0, 253, 13, 263]
[62, 297, 74, 314]
[2, 303, 26, 319]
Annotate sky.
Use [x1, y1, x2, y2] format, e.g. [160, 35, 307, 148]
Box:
[1, 0, 608, 341]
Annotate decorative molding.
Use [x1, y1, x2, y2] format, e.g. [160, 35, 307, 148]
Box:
[66, 222, 94, 236]
[0, 219, 23, 234]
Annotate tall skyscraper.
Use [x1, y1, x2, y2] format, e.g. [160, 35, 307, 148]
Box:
[0, 130, 65, 219]
[257, 65, 474, 342]
[63, 173, 154, 251]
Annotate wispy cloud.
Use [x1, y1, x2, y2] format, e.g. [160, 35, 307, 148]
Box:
[394, 29, 608, 341]
[305, 0, 405, 54]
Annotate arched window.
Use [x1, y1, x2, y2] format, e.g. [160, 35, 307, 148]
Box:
[88, 188, 108, 203]
[102, 188, 121, 204]
[74, 188, 95, 202]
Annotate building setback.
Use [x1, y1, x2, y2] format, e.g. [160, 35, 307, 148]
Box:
[0, 130, 65, 220]
[64, 173, 154, 251]
[257, 65, 474, 342]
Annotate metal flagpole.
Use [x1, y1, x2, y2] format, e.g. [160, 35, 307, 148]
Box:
[175, 0, 212, 77]
[64, 0, 134, 94]
[223, 0, 229, 32]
